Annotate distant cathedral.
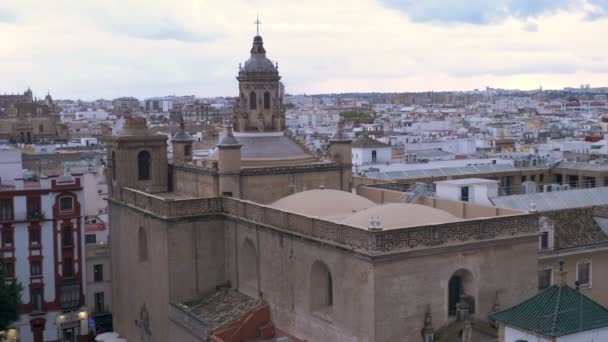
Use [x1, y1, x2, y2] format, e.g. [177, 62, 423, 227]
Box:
[0, 88, 67, 143]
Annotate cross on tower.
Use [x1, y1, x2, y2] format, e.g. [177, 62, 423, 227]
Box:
[255, 14, 262, 36]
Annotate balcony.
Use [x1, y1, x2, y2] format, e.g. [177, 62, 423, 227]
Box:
[27, 211, 45, 221]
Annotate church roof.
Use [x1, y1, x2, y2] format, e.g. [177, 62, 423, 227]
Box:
[271, 189, 375, 220]
[491, 285, 608, 337]
[341, 203, 461, 229]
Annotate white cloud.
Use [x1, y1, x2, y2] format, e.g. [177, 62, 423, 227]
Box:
[0, 0, 606, 99]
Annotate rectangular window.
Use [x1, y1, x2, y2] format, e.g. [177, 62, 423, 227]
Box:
[30, 229, 41, 245]
[62, 226, 73, 247]
[578, 261, 591, 286]
[60, 282, 80, 310]
[27, 197, 41, 219]
[604, 177, 608, 187]
[521, 175, 527, 182]
[94, 264, 103, 282]
[540, 174, 545, 183]
[31, 288, 43, 311]
[2, 230, 12, 247]
[540, 232, 549, 250]
[31, 261, 42, 277]
[3, 262, 14, 278]
[95, 292, 105, 313]
[538, 269, 552, 290]
[0, 199, 13, 221]
[63, 258, 73, 278]
[460, 186, 469, 202]
[531, 175, 536, 182]
[85, 234, 96, 244]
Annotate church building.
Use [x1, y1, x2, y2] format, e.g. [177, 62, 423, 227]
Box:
[107, 29, 540, 342]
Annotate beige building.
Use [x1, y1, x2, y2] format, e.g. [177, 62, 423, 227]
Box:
[0, 89, 67, 143]
[107, 32, 541, 342]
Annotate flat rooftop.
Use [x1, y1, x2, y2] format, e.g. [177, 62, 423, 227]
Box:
[491, 186, 608, 211]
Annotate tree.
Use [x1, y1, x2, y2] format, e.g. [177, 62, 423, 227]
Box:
[0, 259, 22, 331]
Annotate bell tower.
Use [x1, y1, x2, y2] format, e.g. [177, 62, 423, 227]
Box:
[233, 18, 285, 133]
[106, 116, 168, 199]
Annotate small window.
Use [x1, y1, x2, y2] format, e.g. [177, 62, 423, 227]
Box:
[85, 234, 96, 244]
[0, 198, 13, 221]
[521, 175, 527, 182]
[38, 124, 44, 133]
[263, 91, 270, 109]
[2, 230, 13, 247]
[94, 264, 103, 282]
[27, 197, 41, 218]
[577, 261, 591, 286]
[138, 151, 151, 181]
[184, 145, 191, 157]
[62, 225, 73, 247]
[538, 269, 552, 290]
[540, 232, 549, 250]
[540, 174, 544, 183]
[30, 229, 41, 245]
[95, 292, 105, 314]
[31, 288, 43, 311]
[3, 262, 14, 278]
[59, 197, 74, 212]
[63, 258, 73, 277]
[31, 261, 42, 276]
[249, 92, 257, 110]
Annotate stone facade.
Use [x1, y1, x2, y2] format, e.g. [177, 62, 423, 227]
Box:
[109, 189, 539, 342]
[0, 89, 67, 143]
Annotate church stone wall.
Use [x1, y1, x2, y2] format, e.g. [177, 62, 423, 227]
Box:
[167, 218, 226, 302]
[225, 219, 376, 341]
[109, 203, 172, 342]
[373, 237, 538, 342]
[173, 167, 219, 197]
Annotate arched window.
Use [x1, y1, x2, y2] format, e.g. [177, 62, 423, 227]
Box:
[263, 91, 270, 109]
[448, 269, 475, 317]
[138, 226, 148, 263]
[138, 151, 151, 180]
[310, 261, 333, 312]
[249, 91, 257, 110]
[111, 151, 117, 180]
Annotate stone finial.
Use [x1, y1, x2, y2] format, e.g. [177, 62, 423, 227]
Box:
[368, 215, 382, 231]
[529, 201, 537, 213]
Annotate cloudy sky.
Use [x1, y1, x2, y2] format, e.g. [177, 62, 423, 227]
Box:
[0, 0, 607, 100]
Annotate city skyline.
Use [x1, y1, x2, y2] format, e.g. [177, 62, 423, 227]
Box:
[1, 0, 607, 100]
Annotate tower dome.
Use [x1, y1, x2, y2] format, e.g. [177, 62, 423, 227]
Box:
[241, 35, 277, 73]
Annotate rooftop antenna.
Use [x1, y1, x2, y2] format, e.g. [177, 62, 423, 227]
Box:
[255, 14, 262, 36]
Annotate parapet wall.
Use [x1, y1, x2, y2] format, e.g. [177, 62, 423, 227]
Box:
[116, 187, 538, 255]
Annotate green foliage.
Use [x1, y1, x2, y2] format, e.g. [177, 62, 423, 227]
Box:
[0, 260, 22, 331]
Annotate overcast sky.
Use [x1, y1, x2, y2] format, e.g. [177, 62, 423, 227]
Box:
[0, 0, 607, 100]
